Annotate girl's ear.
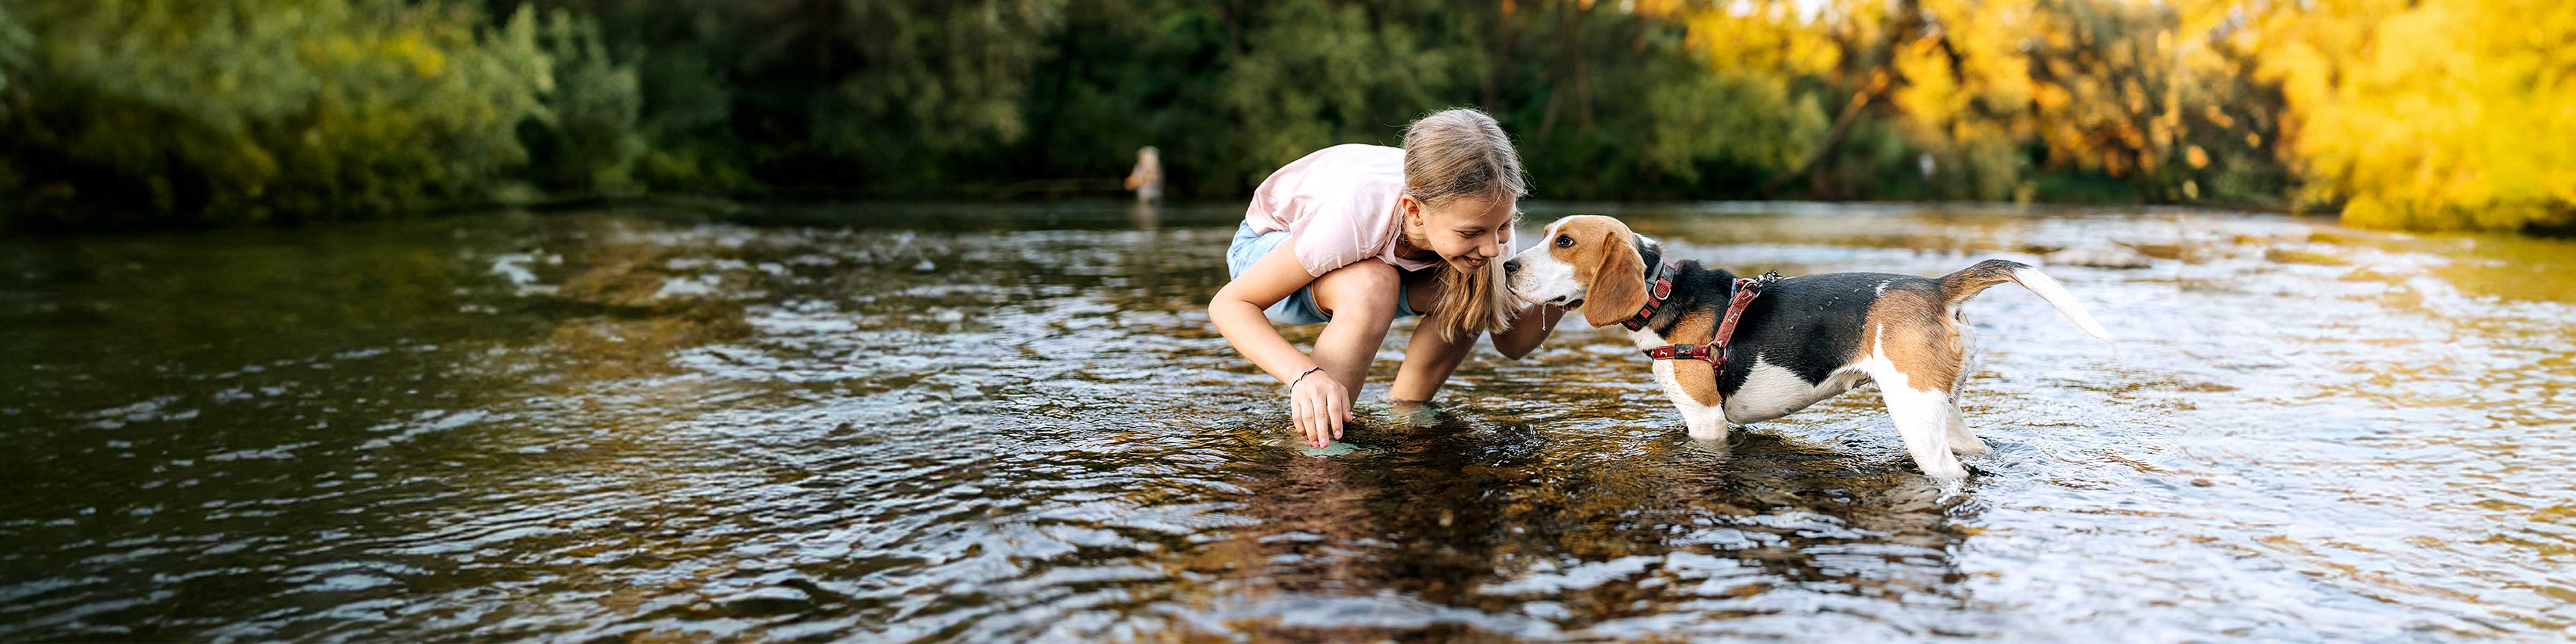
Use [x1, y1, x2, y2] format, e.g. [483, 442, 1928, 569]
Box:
[1579, 231, 1649, 327]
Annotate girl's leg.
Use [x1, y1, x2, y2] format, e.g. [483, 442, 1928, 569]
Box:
[1387, 274, 1480, 402]
[1306, 261, 1405, 402]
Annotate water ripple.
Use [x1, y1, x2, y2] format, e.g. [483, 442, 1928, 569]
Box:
[1, 203, 2571, 641]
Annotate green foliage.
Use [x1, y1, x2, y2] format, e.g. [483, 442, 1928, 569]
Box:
[0, 0, 548, 226]
[1504, 6, 1829, 199]
[1009, 0, 1832, 201]
[522, 7, 643, 196]
[0, 2, 26, 194]
[1208, 1, 1452, 192]
[811, 0, 1069, 190]
[0, 2, 24, 93]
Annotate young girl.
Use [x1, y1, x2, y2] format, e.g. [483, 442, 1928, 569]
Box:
[1210, 109, 1566, 449]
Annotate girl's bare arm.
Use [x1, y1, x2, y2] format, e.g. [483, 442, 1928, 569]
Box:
[1489, 302, 1565, 360]
[1208, 240, 1350, 445]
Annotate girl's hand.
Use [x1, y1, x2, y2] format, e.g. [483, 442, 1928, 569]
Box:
[1289, 373, 1350, 448]
[1489, 301, 1568, 360]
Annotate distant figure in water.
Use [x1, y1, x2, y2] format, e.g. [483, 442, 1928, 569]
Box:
[1124, 146, 1164, 203]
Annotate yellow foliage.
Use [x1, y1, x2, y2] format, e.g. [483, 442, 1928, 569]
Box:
[1681, 1, 1840, 78]
[2248, 0, 2576, 230]
[1656, 0, 2562, 226]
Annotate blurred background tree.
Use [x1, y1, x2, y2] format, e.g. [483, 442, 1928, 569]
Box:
[2, 1, 547, 226]
[0, 0, 2565, 233]
[2238, 0, 2576, 231]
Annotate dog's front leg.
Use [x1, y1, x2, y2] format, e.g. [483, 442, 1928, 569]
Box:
[1656, 361, 1729, 442]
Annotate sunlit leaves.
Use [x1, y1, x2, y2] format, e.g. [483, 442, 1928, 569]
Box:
[2245, 0, 2576, 230]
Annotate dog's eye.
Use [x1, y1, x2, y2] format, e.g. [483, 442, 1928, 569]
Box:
[1554, 235, 1574, 248]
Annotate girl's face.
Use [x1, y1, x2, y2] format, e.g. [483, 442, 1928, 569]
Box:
[1406, 195, 1517, 272]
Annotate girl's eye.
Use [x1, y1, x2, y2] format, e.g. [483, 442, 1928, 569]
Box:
[1459, 230, 1481, 239]
[1554, 235, 1575, 248]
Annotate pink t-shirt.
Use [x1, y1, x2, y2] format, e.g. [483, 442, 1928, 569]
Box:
[1246, 144, 1508, 277]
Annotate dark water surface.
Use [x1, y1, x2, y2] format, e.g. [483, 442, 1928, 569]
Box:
[3, 202, 2572, 641]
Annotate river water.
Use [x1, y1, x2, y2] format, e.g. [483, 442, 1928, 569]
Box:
[2, 201, 2571, 641]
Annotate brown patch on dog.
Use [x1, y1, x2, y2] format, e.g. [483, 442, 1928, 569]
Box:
[1659, 308, 1725, 406]
[1556, 216, 1649, 327]
[1861, 283, 1965, 392]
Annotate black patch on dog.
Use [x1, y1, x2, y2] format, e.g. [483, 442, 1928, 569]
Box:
[1629, 241, 1935, 393]
[1634, 233, 1663, 279]
[1736, 273, 1935, 387]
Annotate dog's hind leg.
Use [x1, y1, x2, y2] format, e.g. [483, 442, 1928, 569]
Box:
[1943, 374, 1987, 457]
[1878, 385, 1968, 481]
[1945, 317, 1988, 457]
[1943, 400, 1988, 456]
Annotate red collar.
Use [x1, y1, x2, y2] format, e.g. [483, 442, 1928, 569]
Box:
[1620, 261, 1682, 331]
[1642, 272, 1784, 382]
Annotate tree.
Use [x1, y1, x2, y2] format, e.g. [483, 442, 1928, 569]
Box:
[0, 0, 552, 226]
[2242, 0, 2576, 230]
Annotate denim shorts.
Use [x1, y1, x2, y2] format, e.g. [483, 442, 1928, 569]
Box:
[1226, 221, 1419, 326]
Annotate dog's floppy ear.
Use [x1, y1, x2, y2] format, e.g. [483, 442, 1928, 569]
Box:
[1580, 228, 1649, 327]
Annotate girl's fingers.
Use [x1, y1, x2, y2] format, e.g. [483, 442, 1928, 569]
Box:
[1293, 395, 1309, 444]
[1313, 390, 1331, 448]
[1311, 386, 1331, 445]
[1308, 399, 1326, 446]
[1292, 394, 1313, 444]
[1300, 390, 1324, 448]
[1328, 396, 1346, 441]
[1293, 406, 1307, 445]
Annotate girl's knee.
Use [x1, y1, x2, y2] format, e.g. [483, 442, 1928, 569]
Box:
[1313, 262, 1402, 318]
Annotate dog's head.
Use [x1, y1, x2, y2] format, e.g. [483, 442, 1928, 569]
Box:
[1504, 215, 1662, 327]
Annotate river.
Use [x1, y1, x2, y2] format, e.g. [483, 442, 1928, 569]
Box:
[3, 201, 2571, 641]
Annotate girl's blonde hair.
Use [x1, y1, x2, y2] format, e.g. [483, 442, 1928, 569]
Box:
[1403, 108, 1527, 341]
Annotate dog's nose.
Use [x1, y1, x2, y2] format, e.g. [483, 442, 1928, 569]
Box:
[1503, 259, 1520, 273]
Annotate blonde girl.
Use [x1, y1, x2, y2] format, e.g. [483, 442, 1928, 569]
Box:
[1209, 108, 1566, 448]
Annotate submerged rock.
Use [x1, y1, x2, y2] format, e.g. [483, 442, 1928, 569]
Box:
[2120, 242, 2186, 260]
[2044, 246, 2155, 269]
[2264, 247, 2350, 266]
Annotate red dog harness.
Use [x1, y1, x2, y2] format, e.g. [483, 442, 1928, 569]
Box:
[1639, 270, 1784, 381]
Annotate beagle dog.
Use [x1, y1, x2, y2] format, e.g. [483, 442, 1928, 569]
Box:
[1504, 215, 2114, 480]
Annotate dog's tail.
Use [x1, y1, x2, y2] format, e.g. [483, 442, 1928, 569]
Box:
[1939, 259, 2117, 358]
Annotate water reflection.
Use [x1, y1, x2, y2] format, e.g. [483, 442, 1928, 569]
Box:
[1, 202, 2571, 641]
